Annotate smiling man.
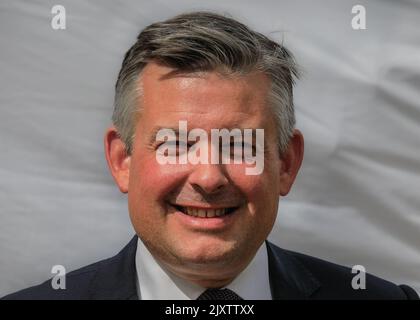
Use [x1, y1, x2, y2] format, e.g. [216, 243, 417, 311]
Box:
[113, 62, 289, 296]
[3, 11, 418, 300]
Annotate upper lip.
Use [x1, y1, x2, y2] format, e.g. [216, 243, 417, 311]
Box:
[170, 203, 240, 209]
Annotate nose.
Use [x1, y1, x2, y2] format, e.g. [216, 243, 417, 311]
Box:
[188, 163, 229, 194]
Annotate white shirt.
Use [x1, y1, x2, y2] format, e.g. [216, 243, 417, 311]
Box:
[135, 237, 272, 300]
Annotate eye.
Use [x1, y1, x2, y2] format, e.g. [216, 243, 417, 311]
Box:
[242, 142, 256, 154]
[224, 141, 256, 158]
[156, 140, 194, 155]
[156, 140, 176, 149]
[229, 142, 242, 154]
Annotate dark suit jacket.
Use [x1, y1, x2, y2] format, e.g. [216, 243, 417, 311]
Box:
[2, 236, 419, 300]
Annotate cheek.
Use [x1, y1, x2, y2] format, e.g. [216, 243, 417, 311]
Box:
[128, 153, 192, 236]
[226, 163, 281, 230]
[129, 152, 190, 202]
[227, 163, 280, 201]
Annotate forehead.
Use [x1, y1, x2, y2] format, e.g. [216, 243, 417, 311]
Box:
[138, 62, 273, 129]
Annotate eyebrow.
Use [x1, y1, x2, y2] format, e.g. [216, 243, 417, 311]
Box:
[149, 126, 181, 145]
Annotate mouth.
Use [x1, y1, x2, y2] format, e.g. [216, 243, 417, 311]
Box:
[170, 204, 239, 218]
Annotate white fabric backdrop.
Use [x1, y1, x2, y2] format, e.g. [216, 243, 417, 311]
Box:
[1, 0, 419, 297]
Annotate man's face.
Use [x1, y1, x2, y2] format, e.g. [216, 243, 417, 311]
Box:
[120, 63, 291, 282]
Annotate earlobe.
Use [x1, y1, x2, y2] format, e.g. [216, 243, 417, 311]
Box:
[278, 129, 304, 196]
[104, 127, 131, 193]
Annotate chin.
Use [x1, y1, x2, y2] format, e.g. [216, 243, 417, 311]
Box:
[173, 237, 239, 267]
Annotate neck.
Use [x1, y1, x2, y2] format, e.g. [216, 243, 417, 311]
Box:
[157, 253, 255, 289]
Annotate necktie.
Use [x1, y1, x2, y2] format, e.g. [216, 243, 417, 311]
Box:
[197, 288, 243, 300]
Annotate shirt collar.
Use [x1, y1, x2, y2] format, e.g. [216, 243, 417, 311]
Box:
[135, 237, 272, 300]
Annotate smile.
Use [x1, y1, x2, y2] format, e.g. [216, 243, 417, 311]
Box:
[172, 204, 238, 218]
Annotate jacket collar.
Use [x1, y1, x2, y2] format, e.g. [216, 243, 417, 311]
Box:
[87, 236, 321, 300]
[88, 236, 139, 300]
[266, 241, 321, 299]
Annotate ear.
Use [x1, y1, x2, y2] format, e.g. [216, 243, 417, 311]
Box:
[278, 129, 304, 196]
[104, 126, 131, 193]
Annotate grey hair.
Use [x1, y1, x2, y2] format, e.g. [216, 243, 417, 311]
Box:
[112, 11, 299, 155]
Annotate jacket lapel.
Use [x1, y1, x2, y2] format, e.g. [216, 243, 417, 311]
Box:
[88, 235, 139, 300]
[266, 241, 321, 299]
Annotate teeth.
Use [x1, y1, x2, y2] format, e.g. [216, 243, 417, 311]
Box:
[206, 209, 215, 218]
[180, 207, 230, 218]
[197, 209, 205, 217]
[186, 207, 197, 217]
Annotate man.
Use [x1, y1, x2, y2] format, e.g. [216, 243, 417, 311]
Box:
[3, 11, 418, 300]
